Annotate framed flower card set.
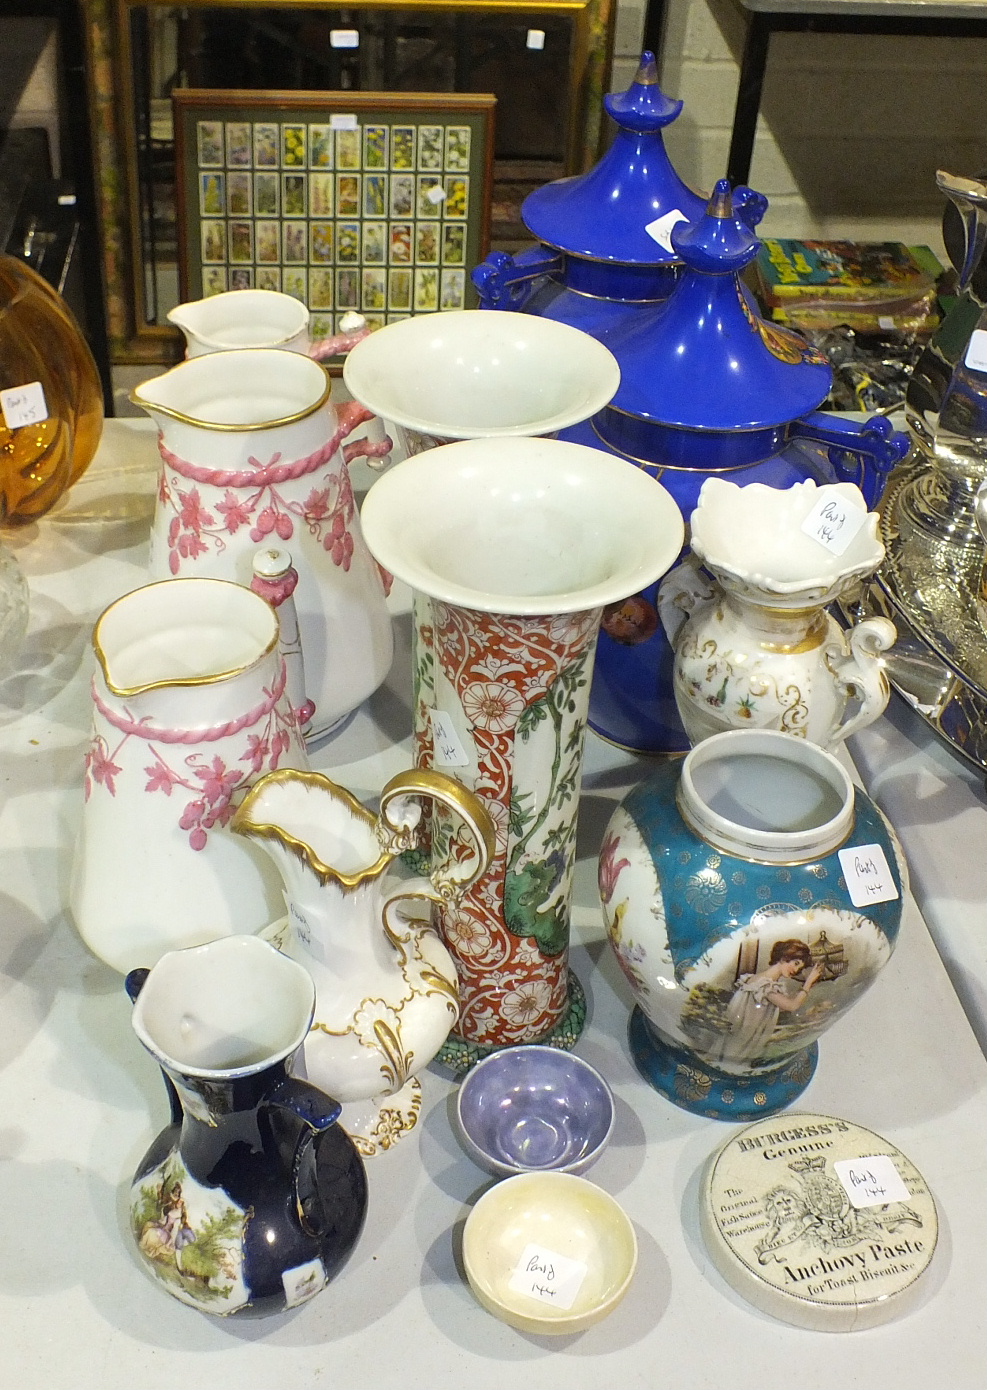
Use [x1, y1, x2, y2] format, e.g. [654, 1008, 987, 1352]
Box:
[174, 89, 495, 356]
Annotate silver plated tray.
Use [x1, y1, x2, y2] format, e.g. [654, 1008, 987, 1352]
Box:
[846, 458, 987, 776]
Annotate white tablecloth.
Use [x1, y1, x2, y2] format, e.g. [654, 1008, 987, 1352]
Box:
[0, 421, 983, 1388]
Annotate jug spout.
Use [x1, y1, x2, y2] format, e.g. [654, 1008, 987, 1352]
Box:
[166, 298, 207, 344]
[167, 289, 311, 356]
[93, 577, 281, 698]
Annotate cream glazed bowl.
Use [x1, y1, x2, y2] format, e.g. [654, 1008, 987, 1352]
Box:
[462, 1172, 638, 1334]
[342, 309, 620, 452]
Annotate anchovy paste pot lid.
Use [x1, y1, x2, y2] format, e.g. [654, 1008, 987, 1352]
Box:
[699, 1111, 938, 1331]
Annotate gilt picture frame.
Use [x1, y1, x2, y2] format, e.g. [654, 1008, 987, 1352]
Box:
[174, 88, 495, 356]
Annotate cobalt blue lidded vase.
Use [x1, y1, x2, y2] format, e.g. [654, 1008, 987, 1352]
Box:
[126, 935, 367, 1317]
[472, 51, 709, 336]
[558, 181, 909, 753]
[599, 729, 904, 1120]
[475, 57, 909, 754]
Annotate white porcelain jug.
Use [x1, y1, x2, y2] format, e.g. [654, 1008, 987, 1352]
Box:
[168, 289, 369, 361]
[660, 479, 896, 751]
[71, 578, 309, 973]
[134, 348, 393, 737]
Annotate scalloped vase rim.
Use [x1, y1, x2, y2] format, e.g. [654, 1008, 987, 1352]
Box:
[689, 477, 884, 598]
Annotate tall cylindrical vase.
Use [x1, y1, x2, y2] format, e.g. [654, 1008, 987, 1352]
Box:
[361, 437, 685, 1070]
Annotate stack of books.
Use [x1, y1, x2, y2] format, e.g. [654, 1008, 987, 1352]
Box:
[754, 238, 943, 335]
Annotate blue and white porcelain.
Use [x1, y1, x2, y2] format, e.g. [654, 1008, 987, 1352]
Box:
[599, 729, 904, 1120]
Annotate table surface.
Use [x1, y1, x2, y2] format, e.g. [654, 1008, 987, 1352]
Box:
[1, 420, 985, 1389]
[739, 0, 987, 20]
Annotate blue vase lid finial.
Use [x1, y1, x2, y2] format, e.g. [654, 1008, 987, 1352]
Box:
[603, 180, 834, 431]
[521, 52, 708, 265]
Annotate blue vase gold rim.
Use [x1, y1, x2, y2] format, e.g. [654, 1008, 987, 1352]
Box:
[598, 398, 811, 433]
[587, 718, 688, 757]
[517, 236, 684, 270]
[540, 276, 676, 305]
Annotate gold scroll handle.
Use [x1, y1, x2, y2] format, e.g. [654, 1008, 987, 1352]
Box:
[376, 766, 496, 915]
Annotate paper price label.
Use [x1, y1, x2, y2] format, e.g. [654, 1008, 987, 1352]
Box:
[426, 184, 447, 205]
[429, 709, 471, 768]
[964, 328, 987, 373]
[329, 30, 359, 50]
[330, 112, 358, 129]
[508, 1243, 587, 1311]
[644, 208, 687, 253]
[834, 1154, 911, 1209]
[1, 381, 48, 430]
[800, 491, 868, 556]
[837, 843, 899, 908]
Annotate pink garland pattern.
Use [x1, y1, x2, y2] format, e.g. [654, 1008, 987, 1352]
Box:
[85, 664, 296, 852]
[155, 401, 390, 577]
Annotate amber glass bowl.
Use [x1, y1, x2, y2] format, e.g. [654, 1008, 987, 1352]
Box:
[0, 255, 104, 524]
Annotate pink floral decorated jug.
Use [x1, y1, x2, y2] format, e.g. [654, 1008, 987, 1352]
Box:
[71, 578, 309, 974]
[134, 349, 393, 738]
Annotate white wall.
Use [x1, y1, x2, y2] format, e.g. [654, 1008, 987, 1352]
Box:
[611, 0, 987, 260]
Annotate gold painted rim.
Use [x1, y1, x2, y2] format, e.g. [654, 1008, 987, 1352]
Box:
[675, 775, 855, 865]
[231, 768, 395, 890]
[599, 399, 798, 434]
[94, 578, 279, 696]
[130, 360, 332, 432]
[528, 235, 683, 270]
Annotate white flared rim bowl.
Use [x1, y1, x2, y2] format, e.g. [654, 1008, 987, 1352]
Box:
[462, 1172, 638, 1334]
[690, 478, 884, 595]
[359, 436, 685, 614]
[342, 310, 620, 437]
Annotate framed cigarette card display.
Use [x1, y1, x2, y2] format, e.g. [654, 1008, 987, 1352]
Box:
[174, 89, 495, 351]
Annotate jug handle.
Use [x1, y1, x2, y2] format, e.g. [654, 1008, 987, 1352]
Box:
[266, 1079, 346, 1241]
[656, 552, 718, 647]
[375, 768, 497, 935]
[788, 411, 910, 509]
[824, 616, 897, 746]
[267, 1077, 342, 1131]
[335, 398, 395, 470]
[125, 967, 183, 1127]
[308, 324, 372, 360]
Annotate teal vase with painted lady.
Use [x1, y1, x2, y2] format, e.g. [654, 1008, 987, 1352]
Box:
[599, 729, 904, 1119]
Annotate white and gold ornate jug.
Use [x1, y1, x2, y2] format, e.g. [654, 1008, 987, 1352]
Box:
[232, 766, 495, 1155]
[660, 479, 896, 751]
[134, 348, 393, 738]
